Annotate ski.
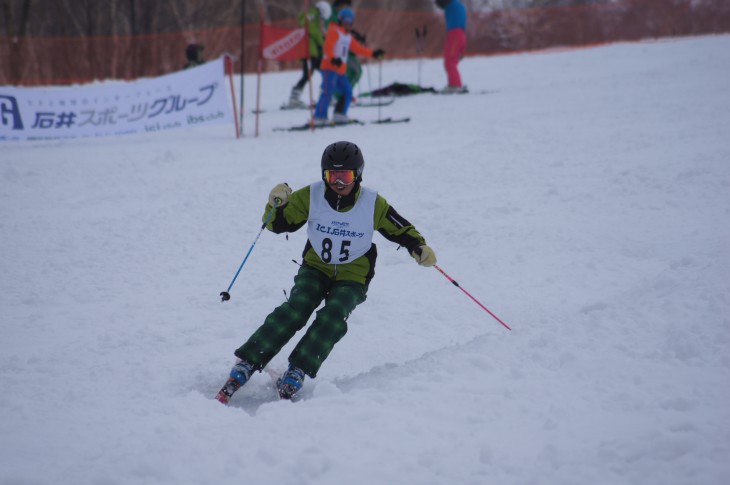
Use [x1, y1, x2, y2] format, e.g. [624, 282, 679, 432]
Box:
[353, 96, 396, 108]
[279, 103, 314, 111]
[215, 377, 242, 405]
[273, 116, 410, 132]
[250, 105, 312, 114]
[215, 365, 283, 405]
[273, 119, 365, 132]
[371, 117, 410, 125]
[433, 88, 496, 96]
[263, 367, 287, 400]
[265, 367, 298, 401]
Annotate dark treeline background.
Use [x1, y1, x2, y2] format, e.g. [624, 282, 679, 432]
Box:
[1, 0, 728, 84]
[0, 0, 613, 37]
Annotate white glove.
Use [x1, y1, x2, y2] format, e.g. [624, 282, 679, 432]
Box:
[269, 183, 292, 207]
[411, 245, 436, 267]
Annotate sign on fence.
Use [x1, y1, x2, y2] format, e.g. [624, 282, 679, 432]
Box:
[0, 57, 233, 141]
[260, 25, 308, 61]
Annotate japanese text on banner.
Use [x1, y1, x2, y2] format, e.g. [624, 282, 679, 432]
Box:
[0, 57, 233, 141]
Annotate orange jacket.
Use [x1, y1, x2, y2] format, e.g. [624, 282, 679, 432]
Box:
[320, 23, 373, 75]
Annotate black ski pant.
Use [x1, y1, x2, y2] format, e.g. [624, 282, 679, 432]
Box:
[294, 56, 322, 91]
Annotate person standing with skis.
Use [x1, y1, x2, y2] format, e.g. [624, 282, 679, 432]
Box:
[313, 8, 385, 125]
[326, 0, 368, 113]
[436, 0, 468, 94]
[283, 1, 332, 109]
[216, 141, 437, 403]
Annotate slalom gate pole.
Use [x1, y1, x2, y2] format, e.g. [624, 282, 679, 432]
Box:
[434, 264, 512, 331]
[238, 0, 245, 137]
[365, 58, 373, 94]
[415, 27, 422, 85]
[303, 0, 315, 131]
[377, 59, 383, 122]
[225, 56, 240, 139]
[220, 207, 276, 302]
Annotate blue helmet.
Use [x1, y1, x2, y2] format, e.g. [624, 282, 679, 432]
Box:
[338, 7, 355, 24]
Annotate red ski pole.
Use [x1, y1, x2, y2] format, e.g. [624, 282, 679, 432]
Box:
[434, 264, 512, 331]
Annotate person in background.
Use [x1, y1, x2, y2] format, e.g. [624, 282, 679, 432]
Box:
[183, 43, 205, 69]
[326, 0, 367, 111]
[313, 7, 384, 125]
[324, 0, 349, 30]
[215, 141, 437, 404]
[283, 1, 332, 110]
[435, 0, 468, 94]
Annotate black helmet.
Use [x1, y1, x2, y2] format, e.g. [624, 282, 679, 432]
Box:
[186, 43, 203, 61]
[321, 141, 364, 182]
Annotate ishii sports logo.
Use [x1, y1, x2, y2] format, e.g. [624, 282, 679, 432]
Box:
[0, 95, 25, 130]
[262, 29, 306, 60]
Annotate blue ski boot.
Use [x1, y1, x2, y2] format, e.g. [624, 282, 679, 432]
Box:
[276, 364, 306, 400]
[215, 360, 254, 405]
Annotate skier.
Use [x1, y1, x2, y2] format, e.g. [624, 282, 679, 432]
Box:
[313, 8, 385, 125]
[435, 0, 468, 94]
[283, 1, 332, 110]
[326, 0, 368, 112]
[216, 141, 437, 403]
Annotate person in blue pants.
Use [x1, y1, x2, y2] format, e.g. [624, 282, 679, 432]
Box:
[313, 8, 384, 124]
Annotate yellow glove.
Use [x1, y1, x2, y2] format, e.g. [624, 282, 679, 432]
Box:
[268, 183, 291, 207]
[411, 245, 436, 267]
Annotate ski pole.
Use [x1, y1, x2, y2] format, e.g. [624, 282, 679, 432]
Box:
[434, 264, 512, 331]
[220, 206, 276, 302]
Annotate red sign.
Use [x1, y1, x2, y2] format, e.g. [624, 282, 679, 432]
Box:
[260, 24, 308, 61]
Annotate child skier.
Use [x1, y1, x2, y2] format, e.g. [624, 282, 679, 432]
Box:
[216, 140, 437, 403]
[326, 0, 368, 114]
[313, 8, 385, 125]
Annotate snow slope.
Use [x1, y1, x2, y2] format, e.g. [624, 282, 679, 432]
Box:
[2, 35, 730, 485]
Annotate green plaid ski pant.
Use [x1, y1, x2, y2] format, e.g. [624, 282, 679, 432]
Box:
[234, 264, 367, 378]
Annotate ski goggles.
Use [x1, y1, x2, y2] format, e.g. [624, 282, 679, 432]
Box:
[324, 169, 356, 186]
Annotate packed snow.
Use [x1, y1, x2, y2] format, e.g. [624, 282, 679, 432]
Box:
[2, 34, 729, 485]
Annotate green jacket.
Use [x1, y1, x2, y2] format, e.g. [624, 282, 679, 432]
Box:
[298, 6, 326, 57]
[264, 183, 427, 285]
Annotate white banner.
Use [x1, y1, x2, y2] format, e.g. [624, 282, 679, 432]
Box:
[0, 57, 233, 141]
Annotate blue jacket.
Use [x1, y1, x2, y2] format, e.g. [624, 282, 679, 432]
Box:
[444, 0, 467, 31]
